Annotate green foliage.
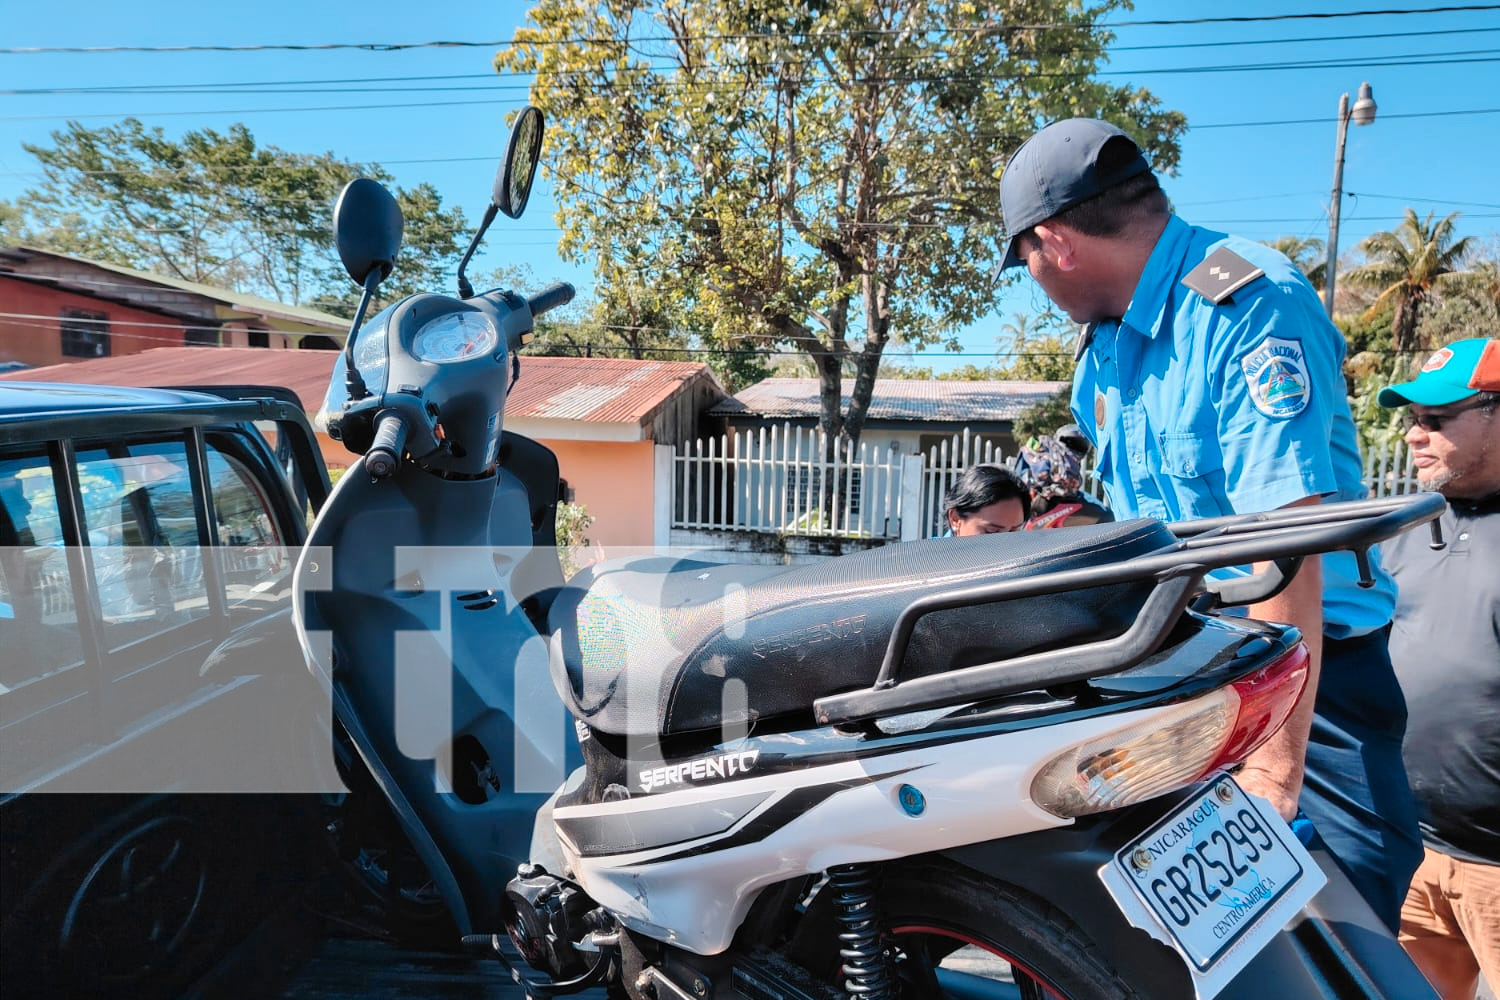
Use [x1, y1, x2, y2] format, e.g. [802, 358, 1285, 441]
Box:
[1337, 301, 1394, 357]
[1266, 234, 1326, 291]
[13, 118, 472, 310]
[0, 199, 22, 243]
[993, 310, 1078, 380]
[498, 0, 1184, 448]
[1010, 386, 1074, 444]
[1344, 352, 1410, 455]
[1419, 252, 1500, 345]
[554, 501, 595, 578]
[1343, 208, 1473, 354]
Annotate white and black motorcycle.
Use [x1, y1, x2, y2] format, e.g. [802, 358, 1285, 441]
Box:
[295, 107, 1444, 1000]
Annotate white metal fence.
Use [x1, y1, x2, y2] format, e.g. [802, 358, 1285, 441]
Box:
[671, 424, 906, 538]
[669, 426, 1421, 542]
[913, 427, 1011, 540]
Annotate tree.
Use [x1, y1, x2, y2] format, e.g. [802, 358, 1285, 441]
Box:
[993, 309, 1077, 380]
[13, 118, 471, 311]
[1343, 208, 1473, 355]
[498, 0, 1185, 456]
[1011, 386, 1074, 444]
[1266, 234, 1326, 291]
[1418, 256, 1500, 347]
[0, 199, 22, 244]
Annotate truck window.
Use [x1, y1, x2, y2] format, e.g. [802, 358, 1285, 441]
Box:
[0, 454, 84, 694]
[207, 445, 292, 615]
[75, 440, 211, 647]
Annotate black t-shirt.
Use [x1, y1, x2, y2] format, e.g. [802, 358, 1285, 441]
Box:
[1383, 492, 1500, 864]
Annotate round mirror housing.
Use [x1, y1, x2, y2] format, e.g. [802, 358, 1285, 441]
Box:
[495, 106, 544, 220]
[333, 178, 404, 286]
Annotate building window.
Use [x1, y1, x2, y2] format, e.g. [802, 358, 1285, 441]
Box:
[785, 467, 863, 519]
[60, 309, 110, 358]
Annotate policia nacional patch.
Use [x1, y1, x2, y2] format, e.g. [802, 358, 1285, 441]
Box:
[1241, 337, 1311, 418]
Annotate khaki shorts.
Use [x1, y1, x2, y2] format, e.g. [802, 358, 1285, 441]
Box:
[1399, 846, 1500, 1000]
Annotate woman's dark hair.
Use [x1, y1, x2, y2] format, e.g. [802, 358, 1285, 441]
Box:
[942, 464, 1032, 522]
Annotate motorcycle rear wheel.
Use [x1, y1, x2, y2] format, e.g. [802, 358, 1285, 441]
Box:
[790, 857, 1141, 1000]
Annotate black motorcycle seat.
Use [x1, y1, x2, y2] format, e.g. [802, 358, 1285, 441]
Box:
[546, 518, 1179, 738]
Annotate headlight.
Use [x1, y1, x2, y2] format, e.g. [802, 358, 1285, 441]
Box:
[317, 312, 391, 429]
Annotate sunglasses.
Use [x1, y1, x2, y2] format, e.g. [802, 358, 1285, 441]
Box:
[1401, 394, 1497, 433]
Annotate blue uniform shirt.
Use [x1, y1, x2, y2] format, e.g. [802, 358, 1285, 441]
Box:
[1071, 215, 1395, 638]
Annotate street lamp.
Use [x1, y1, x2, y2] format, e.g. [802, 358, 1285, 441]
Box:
[1323, 81, 1377, 317]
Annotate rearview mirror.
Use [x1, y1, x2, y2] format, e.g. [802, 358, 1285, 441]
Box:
[495, 106, 544, 220]
[333, 178, 404, 286]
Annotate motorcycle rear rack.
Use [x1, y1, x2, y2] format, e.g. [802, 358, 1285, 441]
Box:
[814, 493, 1444, 725]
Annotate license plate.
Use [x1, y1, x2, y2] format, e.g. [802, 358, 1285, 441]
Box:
[1099, 775, 1325, 999]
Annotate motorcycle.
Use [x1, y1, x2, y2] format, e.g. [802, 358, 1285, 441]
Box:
[295, 106, 1446, 1000]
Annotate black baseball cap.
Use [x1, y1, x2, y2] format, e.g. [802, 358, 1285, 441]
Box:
[998, 118, 1152, 271]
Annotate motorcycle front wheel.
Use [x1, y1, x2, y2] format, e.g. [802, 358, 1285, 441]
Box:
[789, 857, 1141, 1000]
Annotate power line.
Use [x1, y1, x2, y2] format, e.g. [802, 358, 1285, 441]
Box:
[5, 65, 1499, 124]
[7, 23, 1498, 98]
[3, 5, 1497, 55]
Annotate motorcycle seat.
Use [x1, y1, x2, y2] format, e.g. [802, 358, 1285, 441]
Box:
[546, 518, 1179, 738]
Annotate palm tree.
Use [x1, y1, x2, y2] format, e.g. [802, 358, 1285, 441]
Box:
[1344, 209, 1473, 354]
[1267, 235, 1327, 291]
[996, 310, 1076, 381]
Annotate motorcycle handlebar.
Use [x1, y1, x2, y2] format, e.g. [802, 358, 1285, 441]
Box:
[527, 282, 575, 318]
[366, 410, 407, 480]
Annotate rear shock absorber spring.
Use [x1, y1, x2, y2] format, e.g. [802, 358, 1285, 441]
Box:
[827, 864, 895, 999]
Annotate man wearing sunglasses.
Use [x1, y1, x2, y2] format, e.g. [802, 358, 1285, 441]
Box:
[1377, 337, 1500, 1000]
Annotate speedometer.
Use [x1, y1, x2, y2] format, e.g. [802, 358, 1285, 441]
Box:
[411, 312, 498, 364]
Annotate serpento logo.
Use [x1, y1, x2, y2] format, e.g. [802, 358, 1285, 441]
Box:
[638, 750, 760, 793]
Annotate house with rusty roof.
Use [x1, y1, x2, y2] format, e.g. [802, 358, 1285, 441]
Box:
[711, 377, 1070, 461]
[0, 245, 349, 368]
[2, 348, 725, 549]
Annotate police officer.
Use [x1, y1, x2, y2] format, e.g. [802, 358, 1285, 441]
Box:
[997, 118, 1420, 931]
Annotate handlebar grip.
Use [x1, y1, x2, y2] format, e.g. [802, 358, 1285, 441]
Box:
[366, 411, 408, 480]
[527, 282, 575, 318]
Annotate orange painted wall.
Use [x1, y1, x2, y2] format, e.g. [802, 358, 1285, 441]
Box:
[542, 439, 656, 551]
[0, 277, 187, 366]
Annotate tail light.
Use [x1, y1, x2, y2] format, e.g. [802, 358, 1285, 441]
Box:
[1029, 643, 1309, 819]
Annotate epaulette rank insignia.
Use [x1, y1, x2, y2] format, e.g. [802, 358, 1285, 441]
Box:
[1182, 247, 1265, 305]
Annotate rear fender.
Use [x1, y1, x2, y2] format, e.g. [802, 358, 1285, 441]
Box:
[941, 792, 1195, 1000]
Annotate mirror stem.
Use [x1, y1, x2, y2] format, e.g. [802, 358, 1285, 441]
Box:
[456, 203, 500, 299]
[344, 268, 385, 400]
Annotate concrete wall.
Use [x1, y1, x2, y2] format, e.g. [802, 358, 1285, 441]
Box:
[543, 438, 656, 553]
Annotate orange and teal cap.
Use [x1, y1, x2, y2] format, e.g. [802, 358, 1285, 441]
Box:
[1377, 338, 1500, 407]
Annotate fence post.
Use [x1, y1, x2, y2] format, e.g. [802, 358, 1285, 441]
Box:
[899, 454, 925, 541]
[653, 444, 674, 547]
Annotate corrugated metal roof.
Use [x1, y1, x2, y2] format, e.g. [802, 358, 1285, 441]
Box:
[0, 347, 341, 411]
[0, 349, 720, 426]
[505, 357, 719, 424]
[710, 377, 1071, 422]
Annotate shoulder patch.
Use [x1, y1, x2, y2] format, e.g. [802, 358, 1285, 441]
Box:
[1182, 247, 1266, 305]
[1241, 336, 1311, 419]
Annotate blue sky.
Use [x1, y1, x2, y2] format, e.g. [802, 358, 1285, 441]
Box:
[2, 1, 1497, 371]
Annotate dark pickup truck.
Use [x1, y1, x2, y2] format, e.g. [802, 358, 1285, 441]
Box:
[0, 382, 333, 999]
